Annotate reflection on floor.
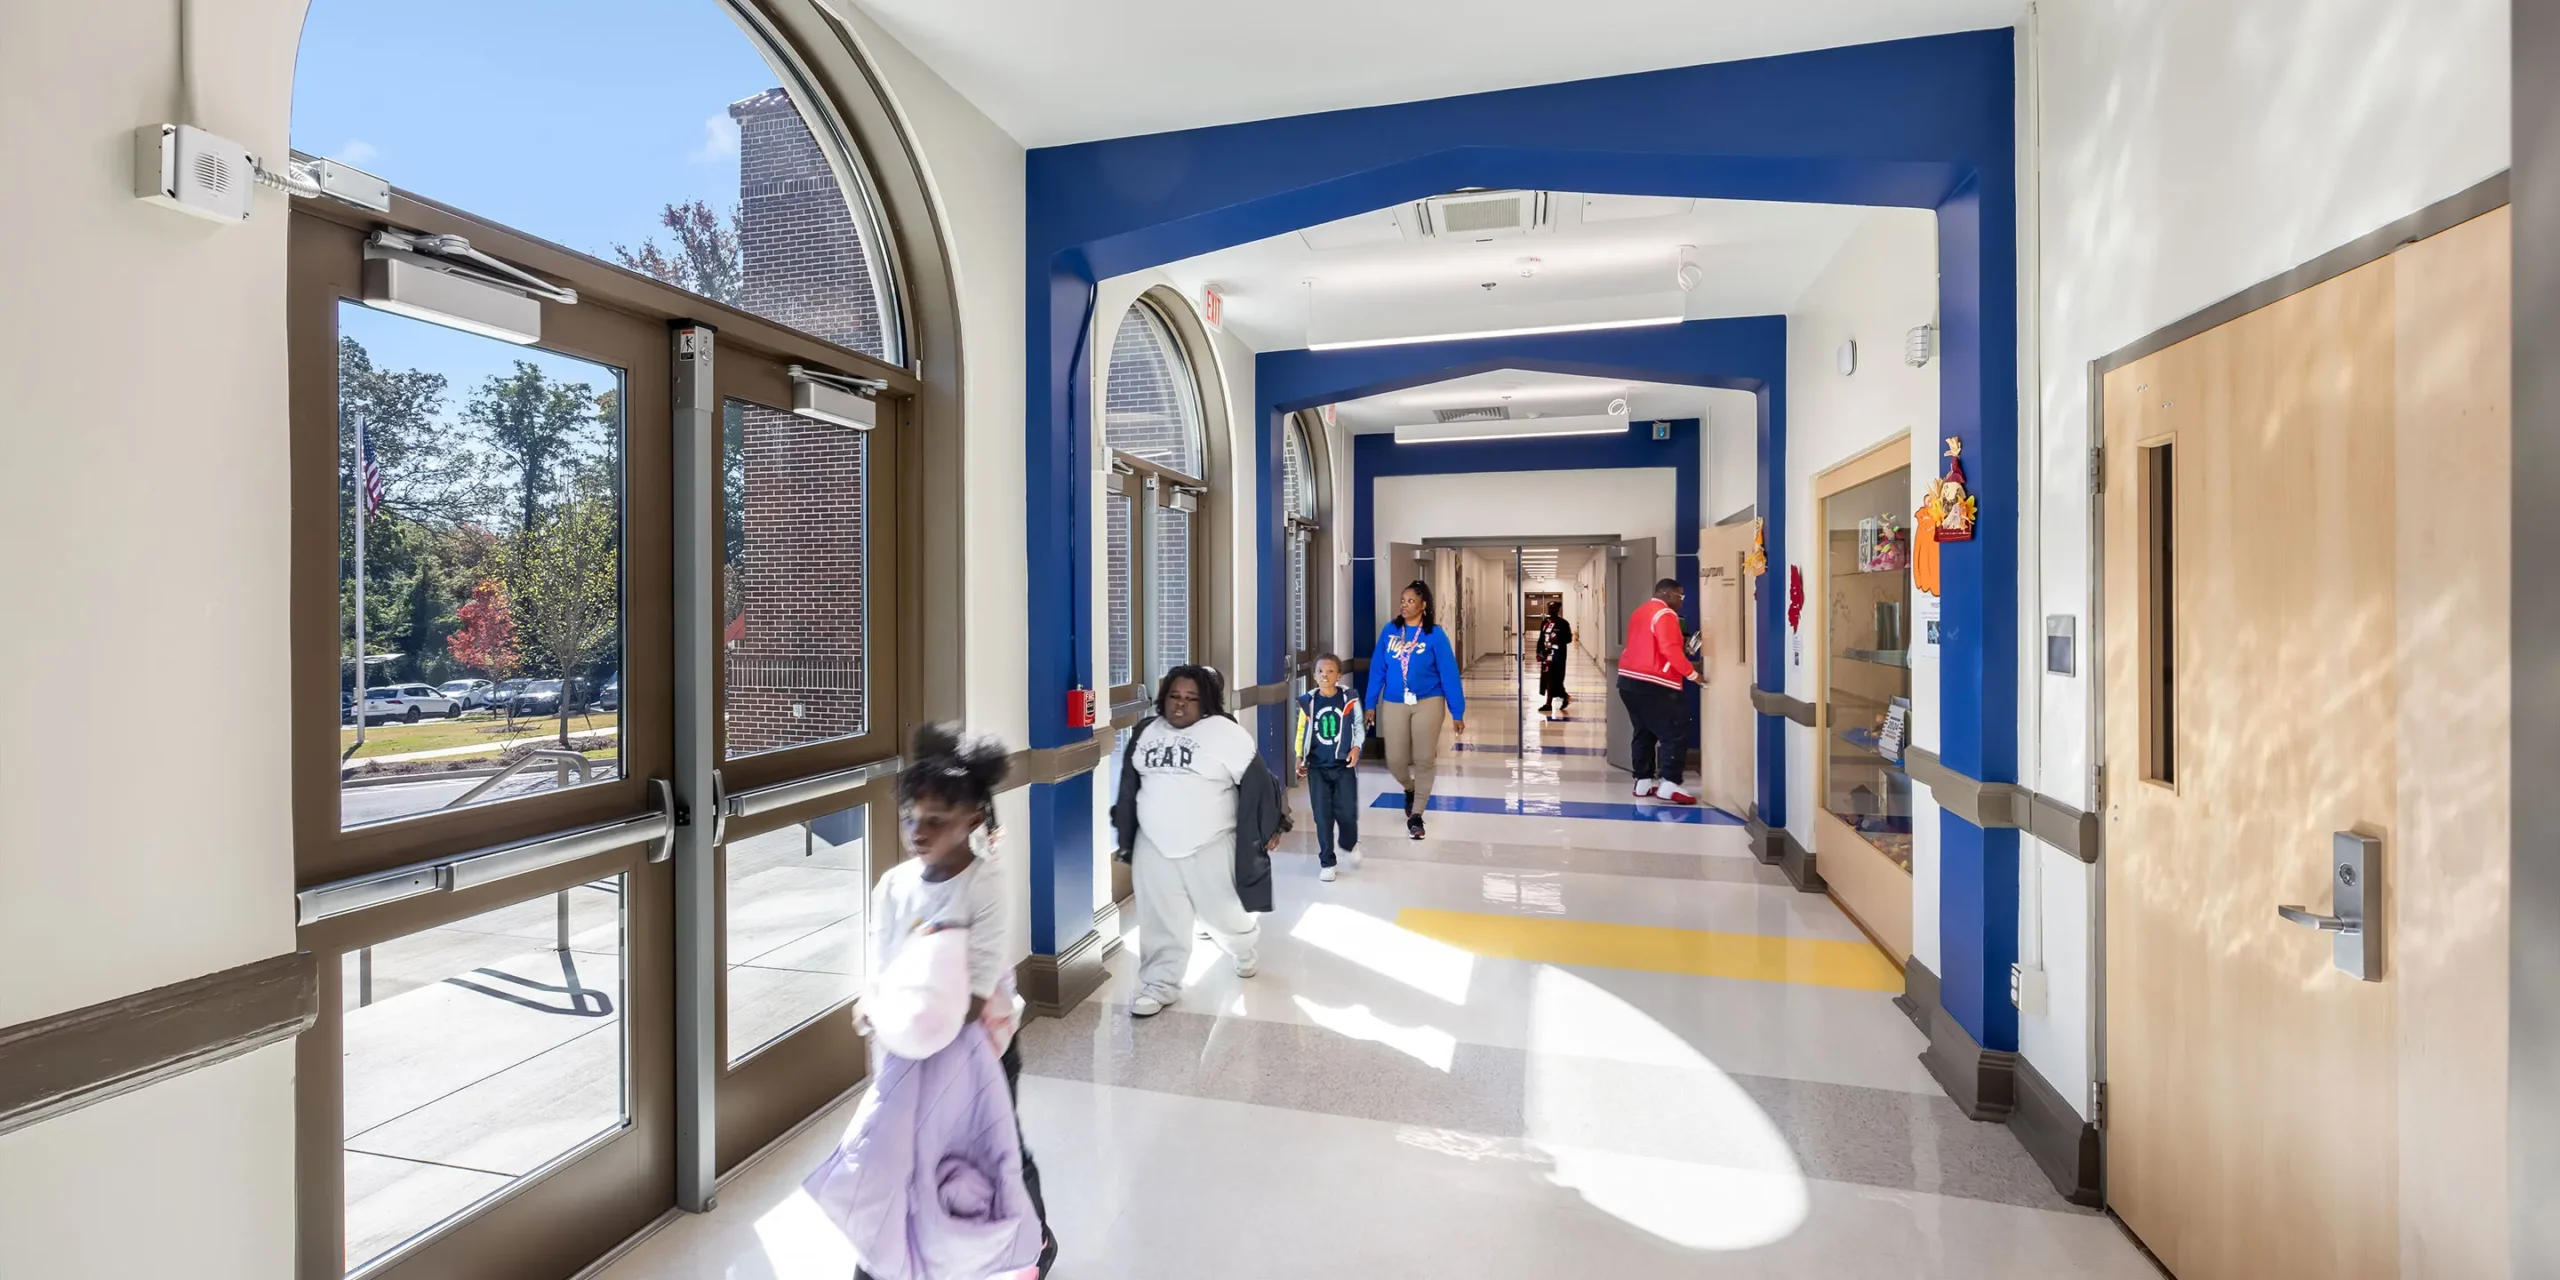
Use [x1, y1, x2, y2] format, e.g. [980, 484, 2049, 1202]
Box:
[593, 667, 2155, 1278]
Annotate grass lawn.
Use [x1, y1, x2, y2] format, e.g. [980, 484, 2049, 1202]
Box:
[340, 711, 622, 760]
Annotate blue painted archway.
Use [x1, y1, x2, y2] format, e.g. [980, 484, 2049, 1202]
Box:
[1253, 316, 1787, 801]
[1021, 29, 2019, 1058]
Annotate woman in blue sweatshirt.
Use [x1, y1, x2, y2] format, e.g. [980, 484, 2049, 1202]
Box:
[1365, 580, 1466, 839]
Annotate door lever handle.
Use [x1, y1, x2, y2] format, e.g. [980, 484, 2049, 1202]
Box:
[2276, 904, 2355, 932]
[2281, 832, 2383, 981]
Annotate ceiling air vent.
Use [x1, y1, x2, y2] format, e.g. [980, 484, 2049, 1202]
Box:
[1416, 190, 1546, 241]
[1433, 406, 1512, 423]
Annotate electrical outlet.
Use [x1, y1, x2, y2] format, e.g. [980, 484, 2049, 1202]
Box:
[2009, 962, 2047, 1017]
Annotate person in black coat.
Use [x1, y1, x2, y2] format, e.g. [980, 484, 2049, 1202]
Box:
[1109, 665, 1289, 1018]
[1535, 600, 1576, 720]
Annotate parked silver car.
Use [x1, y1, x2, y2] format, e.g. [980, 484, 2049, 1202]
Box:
[438, 678, 496, 710]
[357, 683, 462, 725]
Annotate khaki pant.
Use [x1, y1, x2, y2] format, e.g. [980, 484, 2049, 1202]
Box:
[1377, 695, 1450, 817]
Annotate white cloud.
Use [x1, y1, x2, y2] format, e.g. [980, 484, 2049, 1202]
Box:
[689, 113, 738, 164]
[331, 139, 378, 166]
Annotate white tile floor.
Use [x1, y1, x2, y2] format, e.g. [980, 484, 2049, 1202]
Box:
[592, 667, 2159, 1279]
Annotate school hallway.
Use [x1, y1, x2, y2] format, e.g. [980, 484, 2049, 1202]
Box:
[588, 663, 2155, 1279]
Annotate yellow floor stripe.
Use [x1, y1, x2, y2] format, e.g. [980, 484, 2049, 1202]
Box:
[1393, 909, 1903, 992]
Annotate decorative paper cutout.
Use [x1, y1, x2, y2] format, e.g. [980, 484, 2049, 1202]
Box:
[1922, 435, 1978, 543]
[1787, 565, 1804, 631]
[1743, 518, 1768, 578]
[1912, 501, 1942, 596]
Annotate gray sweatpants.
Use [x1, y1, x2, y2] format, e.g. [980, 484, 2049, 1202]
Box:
[1132, 833, 1259, 1002]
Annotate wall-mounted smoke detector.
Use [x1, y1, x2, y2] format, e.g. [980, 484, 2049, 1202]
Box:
[1906, 323, 1937, 368]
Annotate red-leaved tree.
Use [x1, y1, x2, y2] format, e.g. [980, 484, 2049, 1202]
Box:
[450, 578, 520, 679]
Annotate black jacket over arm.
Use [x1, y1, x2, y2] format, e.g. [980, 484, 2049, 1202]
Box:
[1110, 715, 1290, 914]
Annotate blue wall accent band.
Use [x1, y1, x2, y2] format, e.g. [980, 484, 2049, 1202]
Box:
[1372, 792, 1746, 826]
[1023, 31, 2014, 1052]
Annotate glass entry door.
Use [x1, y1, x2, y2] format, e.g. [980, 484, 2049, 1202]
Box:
[290, 206, 679, 1280]
[704, 338, 902, 1170]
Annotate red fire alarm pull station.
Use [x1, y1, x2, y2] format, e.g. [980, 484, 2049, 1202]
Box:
[1067, 688, 1098, 729]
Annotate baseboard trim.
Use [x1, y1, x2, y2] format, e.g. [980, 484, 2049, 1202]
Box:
[1776, 825, 1825, 892]
[1895, 958, 1939, 1034]
[2009, 1054, 2103, 1207]
[1745, 809, 1782, 866]
[1920, 1000, 2018, 1121]
[1017, 925, 1112, 1018]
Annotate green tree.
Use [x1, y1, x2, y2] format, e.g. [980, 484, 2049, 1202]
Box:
[614, 200, 744, 305]
[466, 363, 601, 535]
[502, 485, 620, 746]
[338, 337, 493, 526]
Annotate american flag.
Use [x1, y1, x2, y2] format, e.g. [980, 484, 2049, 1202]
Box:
[360, 435, 386, 517]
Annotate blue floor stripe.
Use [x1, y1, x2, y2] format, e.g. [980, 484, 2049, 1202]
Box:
[1373, 792, 1743, 826]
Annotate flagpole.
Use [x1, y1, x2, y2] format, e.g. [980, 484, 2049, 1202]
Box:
[352, 411, 369, 757]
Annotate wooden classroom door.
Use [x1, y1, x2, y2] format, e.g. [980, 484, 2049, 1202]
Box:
[1698, 522, 1758, 815]
[2099, 207, 2510, 1279]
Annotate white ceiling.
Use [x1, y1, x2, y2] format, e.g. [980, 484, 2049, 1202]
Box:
[1158, 192, 1877, 353]
[849, 0, 2026, 147]
[1331, 369, 1733, 433]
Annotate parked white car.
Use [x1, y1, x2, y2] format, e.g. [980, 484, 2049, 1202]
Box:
[439, 678, 497, 709]
[358, 683, 462, 724]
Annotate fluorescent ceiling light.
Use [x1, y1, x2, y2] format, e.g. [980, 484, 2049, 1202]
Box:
[1392, 413, 1632, 445]
[1308, 313, 1683, 353]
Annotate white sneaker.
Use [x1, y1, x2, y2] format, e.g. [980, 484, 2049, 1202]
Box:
[1346, 848, 1363, 868]
[1660, 786, 1699, 806]
[1131, 993, 1166, 1017]
[1320, 866, 1338, 882]
[1634, 777, 1659, 798]
[1235, 957, 1259, 979]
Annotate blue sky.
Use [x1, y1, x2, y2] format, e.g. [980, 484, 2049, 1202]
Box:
[297, 0, 785, 431]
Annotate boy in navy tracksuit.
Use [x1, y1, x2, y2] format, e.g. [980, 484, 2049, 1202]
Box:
[1294, 655, 1366, 882]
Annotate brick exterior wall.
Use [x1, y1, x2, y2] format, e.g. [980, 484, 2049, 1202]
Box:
[723, 88, 885, 756]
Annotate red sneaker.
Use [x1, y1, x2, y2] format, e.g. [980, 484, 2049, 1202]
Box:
[1659, 787, 1698, 806]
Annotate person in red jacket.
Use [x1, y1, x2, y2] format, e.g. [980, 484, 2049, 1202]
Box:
[1617, 577, 1698, 804]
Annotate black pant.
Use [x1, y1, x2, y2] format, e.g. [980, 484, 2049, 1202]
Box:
[1306, 763, 1360, 866]
[856, 1038, 1054, 1279]
[1617, 676, 1687, 785]
[1539, 658, 1571, 710]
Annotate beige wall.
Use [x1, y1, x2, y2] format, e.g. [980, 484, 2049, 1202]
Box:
[0, 0, 310, 1272]
[825, 0, 1034, 956]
